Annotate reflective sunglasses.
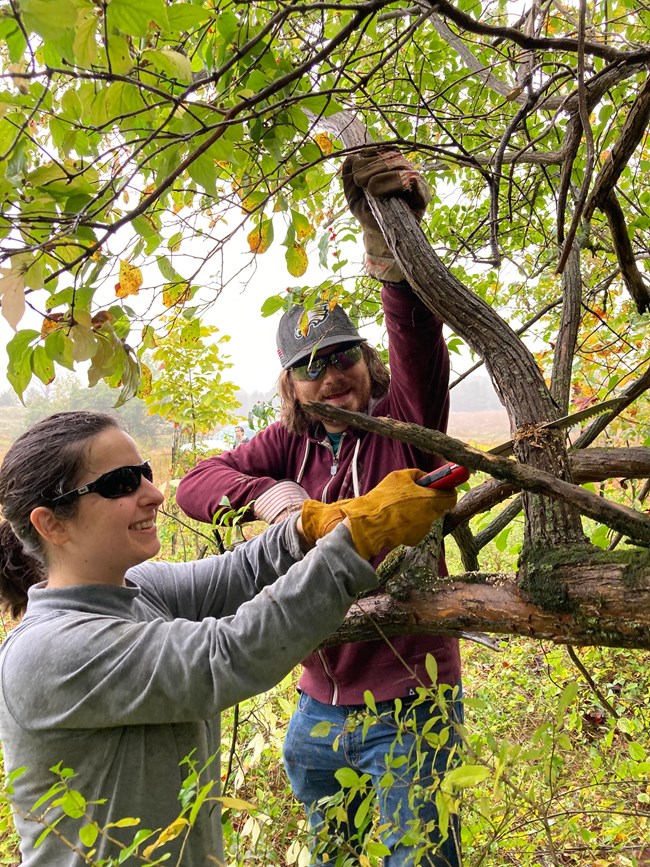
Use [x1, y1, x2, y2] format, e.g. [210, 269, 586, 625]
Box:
[46, 461, 153, 507]
[291, 344, 363, 382]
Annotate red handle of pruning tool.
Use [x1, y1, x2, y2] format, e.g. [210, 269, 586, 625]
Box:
[416, 463, 470, 490]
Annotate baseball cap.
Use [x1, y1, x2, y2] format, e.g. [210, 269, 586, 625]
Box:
[276, 303, 365, 369]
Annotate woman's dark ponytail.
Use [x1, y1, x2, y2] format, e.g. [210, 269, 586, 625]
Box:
[0, 521, 44, 619]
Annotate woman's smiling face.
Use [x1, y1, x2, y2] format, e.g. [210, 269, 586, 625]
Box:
[54, 427, 164, 584]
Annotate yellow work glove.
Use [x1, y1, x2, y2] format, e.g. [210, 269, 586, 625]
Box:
[342, 149, 432, 283]
[301, 470, 456, 560]
[300, 498, 353, 544]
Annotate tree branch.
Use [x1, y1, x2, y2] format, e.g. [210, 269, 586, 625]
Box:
[306, 402, 650, 544]
[421, 0, 646, 62]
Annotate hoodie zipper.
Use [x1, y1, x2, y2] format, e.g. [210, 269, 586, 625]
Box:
[320, 433, 345, 501]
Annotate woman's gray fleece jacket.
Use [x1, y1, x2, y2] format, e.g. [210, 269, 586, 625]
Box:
[0, 519, 377, 866]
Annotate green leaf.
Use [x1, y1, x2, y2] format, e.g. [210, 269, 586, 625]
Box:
[590, 525, 610, 549]
[555, 682, 579, 725]
[353, 792, 373, 829]
[156, 255, 184, 283]
[216, 11, 239, 43]
[425, 653, 438, 685]
[309, 721, 332, 738]
[114, 351, 141, 407]
[167, 4, 214, 30]
[70, 325, 100, 362]
[628, 741, 646, 761]
[60, 789, 86, 819]
[366, 840, 392, 857]
[363, 691, 377, 714]
[31, 345, 55, 385]
[107, 0, 169, 37]
[105, 33, 134, 75]
[260, 294, 286, 317]
[141, 48, 192, 85]
[73, 9, 99, 67]
[334, 767, 363, 788]
[79, 823, 99, 848]
[494, 526, 511, 552]
[187, 152, 218, 196]
[0, 18, 28, 62]
[132, 214, 159, 240]
[44, 330, 75, 370]
[6, 329, 39, 399]
[106, 82, 144, 120]
[443, 764, 491, 789]
[20, 0, 78, 41]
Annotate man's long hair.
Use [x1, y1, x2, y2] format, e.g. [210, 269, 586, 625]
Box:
[277, 343, 390, 436]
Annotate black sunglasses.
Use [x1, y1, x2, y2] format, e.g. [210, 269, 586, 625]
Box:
[291, 344, 363, 382]
[46, 461, 154, 507]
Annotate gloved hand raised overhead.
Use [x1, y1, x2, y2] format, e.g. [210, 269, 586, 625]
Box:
[342, 149, 431, 283]
[301, 469, 456, 560]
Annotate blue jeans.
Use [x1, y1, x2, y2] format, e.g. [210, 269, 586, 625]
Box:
[283, 689, 464, 866]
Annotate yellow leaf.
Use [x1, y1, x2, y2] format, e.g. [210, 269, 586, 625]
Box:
[8, 62, 30, 94]
[40, 313, 66, 338]
[137, 362, 153, 398]
[247, 220, 273, 254]
[0, 266, 26, 330]
[286, 243, 308, 277]
[162, 281, 191, 308]
[116, 260, 143, 297]
[215, 795, 257, 811]
[314, 132, 332, 155]
[142, 818, 189, 858]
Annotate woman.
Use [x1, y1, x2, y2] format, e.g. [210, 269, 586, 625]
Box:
[0, 411, 454, 866]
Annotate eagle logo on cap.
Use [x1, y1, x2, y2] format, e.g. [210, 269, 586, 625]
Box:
[294, 303, 330, 340]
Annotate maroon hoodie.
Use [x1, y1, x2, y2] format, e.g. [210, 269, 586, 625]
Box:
[176, 282, 461, 704]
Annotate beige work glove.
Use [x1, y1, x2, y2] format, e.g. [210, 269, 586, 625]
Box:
[342, 149, 432, 283]
[301, 469, 456, 560]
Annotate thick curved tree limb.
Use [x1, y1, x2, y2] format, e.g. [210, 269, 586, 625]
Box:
[326, 557, 650, 649]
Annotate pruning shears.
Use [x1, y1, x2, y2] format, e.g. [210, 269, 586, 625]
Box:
[417, 398, 624, 490]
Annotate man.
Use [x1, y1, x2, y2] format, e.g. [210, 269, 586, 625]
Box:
[176, 150, 463, 866]
[234, 425, 250, 447]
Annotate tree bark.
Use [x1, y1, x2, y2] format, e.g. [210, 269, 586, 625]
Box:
[327, 556, 650, 650]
